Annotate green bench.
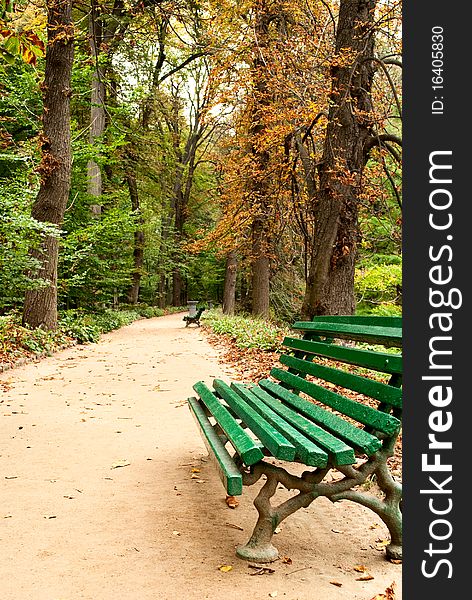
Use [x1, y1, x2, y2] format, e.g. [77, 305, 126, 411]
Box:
[183, 306, 205, 327]
[187, 316, 402, 563]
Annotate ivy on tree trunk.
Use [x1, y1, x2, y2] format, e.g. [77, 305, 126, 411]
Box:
[22, 0, 74, 330]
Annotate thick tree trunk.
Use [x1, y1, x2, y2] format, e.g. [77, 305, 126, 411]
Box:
[23, 0, 74, 330]
[251, 218, 270, 317]
[222, 251, 238, 315]
[301, 0, 377, 318]
[248, 0, 276, 319]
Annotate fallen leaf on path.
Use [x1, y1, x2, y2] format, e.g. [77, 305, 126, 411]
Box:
[111, 461, 130, 469]
[274, 526, 281, 534]
[218, 565, 233, 572]
[356, 574, 374, 581]
[389, 559, 402, 565]
[330, 581, 343, 587]
[225, 495, 239, 509]
[5, 476, 18, 479]
[354, 565, 367, 572]
[191, 468, 201, 473]
[369, 581, 396, 600]
[268, 592, 278, 598]
[172, 531, 181, 536]
[281, 556, 292, 565]
[374, 539, 389, 551]
[250, 567, 275, 576]
[331, 529, 344, 534]
[63, 496, 74, 499]
[3, 514, 12, 518]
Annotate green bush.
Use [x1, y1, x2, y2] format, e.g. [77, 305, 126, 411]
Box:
[0, 314, 70, 358]
[202, 309, 287, 351]
[92, 309, 142, 333]
[59, 311, 101, 343]
[59, 308, 142, 342]
[355, 259, 402, 315]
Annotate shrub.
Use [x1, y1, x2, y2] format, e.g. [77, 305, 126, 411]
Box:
[0, 314, 70, 359]
[202, 309, 287, 351]
[355, 259, 402, 315]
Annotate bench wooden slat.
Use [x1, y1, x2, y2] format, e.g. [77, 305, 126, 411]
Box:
[282, 337, 403, 375]
[259, 379, 382, 456]
[311, 316, 402, 328]
[292, 321, 402, 347]
[250, 383, 357, 465]
[231, 383, 329, 467]
[188, 397, 243, 496]
[213, 379, 297, 461]
[193, 382, 264, 466]
[270, 368, 401, 436]
[279, 354, 402, 408]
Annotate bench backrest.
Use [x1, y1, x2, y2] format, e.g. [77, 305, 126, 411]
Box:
[258, 316, 402, 451]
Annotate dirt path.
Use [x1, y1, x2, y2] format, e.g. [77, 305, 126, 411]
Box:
[0, 313, 401, 600]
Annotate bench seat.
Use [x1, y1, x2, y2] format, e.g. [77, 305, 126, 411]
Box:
[188, 316, 402, 563]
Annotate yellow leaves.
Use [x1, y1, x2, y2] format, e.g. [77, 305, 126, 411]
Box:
[331, 47, 358, 69]
[218, 564, 233, 572]
[1, 3, 45, 66]
[353, 564, 374, 581]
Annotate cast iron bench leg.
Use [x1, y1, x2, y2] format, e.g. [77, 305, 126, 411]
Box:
[236, 463, 325, 563]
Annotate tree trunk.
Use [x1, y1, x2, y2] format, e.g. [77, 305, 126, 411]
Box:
[251, 219, 270, 317]
[222, 251, 238, 315]
[172, 270, 185, 307]
[126, 168, 144, 305]
[87, 0, 106, 214]
[158, 273, 167, 308]
[248, 0, 275, 319]
[301, 0, 377, 318]
[22, 0, 74, 330]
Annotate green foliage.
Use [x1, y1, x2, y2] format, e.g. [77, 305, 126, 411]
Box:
[355, 256, 402, 315]
[0, 313, 69, 359]
[202, 309, 288, 351]
[58, 311, 101, 343]
[0, 177, 60, 313]
[59, 308, 141, 343]
[59, 206, 135, 307]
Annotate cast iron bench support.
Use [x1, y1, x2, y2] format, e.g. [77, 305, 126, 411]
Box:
[183, 306, 205, 327]
[236, 437, 402, 563]
[187, 316, 402, 563]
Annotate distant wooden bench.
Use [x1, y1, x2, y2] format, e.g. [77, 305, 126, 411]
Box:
[183, 306, 205, 327]
[188, 316, 402, 563]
